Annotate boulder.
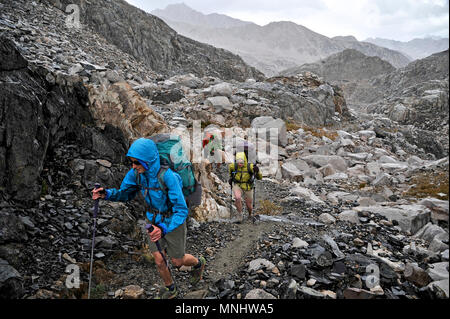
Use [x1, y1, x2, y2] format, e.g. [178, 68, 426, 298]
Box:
[337, 210, 360, 224]
[211, 82, 233, 97]
[404, 263, 432, 287]
[302, 155, 348, 171]
[281, 159, 310, 180]
[292, 238, 309, 249]
[318, 213, 336, 224]
[418, 198, 449, 222]
[0, 212, 28, 244]
[170, 74, 203, 89]
[413, 223, 448, 243]
[426, 279, 449, 298]
[372, 172, 392, 186]
[427, 262, 449, 282]
[428, 232, 449, 253]
[248, 258, 275, 272]
[205, 96, 233, 113]
[0, 259, 23, 299]
[251, 116, 287, 147]
[353, 205, 430, 235]
[290, 186, 325, 204]
[318, 164, 337, 177]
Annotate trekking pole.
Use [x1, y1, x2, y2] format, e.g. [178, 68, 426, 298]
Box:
[253, 182, 256, 221]
[88, 183, 101, 299]
[230, 183, 234, 220]
[145, 224, 178, 291]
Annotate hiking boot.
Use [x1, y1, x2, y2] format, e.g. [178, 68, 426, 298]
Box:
[190, 256, 206, 285]
[232, 212, 243, 224]
[156, 286, 178, 299]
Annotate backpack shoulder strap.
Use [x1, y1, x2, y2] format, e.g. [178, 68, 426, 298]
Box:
[248, 163, 253, 175]
[157, 166, 169, 195]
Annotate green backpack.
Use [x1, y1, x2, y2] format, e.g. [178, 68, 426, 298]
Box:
[149, 134, 202, 209]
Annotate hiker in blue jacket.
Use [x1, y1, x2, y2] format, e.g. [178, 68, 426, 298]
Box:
[92, 138, 206, 299]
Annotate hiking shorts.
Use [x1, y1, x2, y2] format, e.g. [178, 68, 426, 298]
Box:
[233, 184, 253, 201]
[148, 221, 186, 259]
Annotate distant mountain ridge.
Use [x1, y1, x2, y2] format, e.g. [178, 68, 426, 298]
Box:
[365, 37, 449, 60]
[151, 3, 411, 76]
[151, 3, 254, 29]
[279, 48, 396, 82]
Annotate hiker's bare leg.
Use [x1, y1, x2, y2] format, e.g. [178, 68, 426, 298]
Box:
[171, 254, 198, 268]
[233, 188, 243, 214]
[245, 197, 253, 216]
[152, 250, 173, 286]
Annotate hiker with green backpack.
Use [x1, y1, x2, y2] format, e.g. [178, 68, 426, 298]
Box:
[92, 136, 205, 299]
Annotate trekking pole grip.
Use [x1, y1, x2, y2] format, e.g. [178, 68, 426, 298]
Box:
[93, 183, 101, 218]
[145, 224, 163, 252]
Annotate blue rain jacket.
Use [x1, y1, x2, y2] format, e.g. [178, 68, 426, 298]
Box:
[104, 138, 188, 235]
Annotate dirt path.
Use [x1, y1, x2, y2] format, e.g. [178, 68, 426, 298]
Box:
[206, 218, 274, 283]
[205, 179, 277, 283]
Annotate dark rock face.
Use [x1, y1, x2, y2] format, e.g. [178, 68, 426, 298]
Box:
[44, 0, 264, 82]
[0, 259, 23, 299]
[0, 36, 28, 70]
[0, 36, 92, 204]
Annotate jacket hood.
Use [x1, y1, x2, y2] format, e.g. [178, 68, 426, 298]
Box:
[236, 152, 248, 166]
[127, 138, 160, 177]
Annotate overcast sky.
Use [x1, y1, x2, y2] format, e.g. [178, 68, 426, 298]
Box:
[124, 0, 449, 41]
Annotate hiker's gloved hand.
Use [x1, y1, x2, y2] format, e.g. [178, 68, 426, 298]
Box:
[92, 187, 106, 200]
[253, 165, 259, 174]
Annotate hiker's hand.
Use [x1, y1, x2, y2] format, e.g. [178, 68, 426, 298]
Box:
[148, 226, 162, 242]
[228, 178, 233, 186]
[253, 165, 259, 174]
[92, 187, 106, 200]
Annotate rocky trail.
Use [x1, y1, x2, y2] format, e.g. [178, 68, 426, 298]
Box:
[1, 0, 448, 300]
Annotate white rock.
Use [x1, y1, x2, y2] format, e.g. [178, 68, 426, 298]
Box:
[427, 262, 449, 281]
[338, 210, 360, 224]
[248, 258, 275, 272]
[302, 155, 348, 172]
[205, 96, 233, 113]
[245, 289, 277, 299]
[318, 213, 336, 224]
[290, 186, 325, 204]
[211, 82, 233, 97]
[378, 155, 398, 164]
[292, 237, 309, 248]
[353, 204, 431, 235]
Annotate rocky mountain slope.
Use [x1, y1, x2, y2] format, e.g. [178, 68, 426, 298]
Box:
[365, 37, 449, 61]
[280, 49, 396, 82]
[282, 47, 449, 160]
[0, 0, 448, 301]
[43, 0, 264, 82]
[345, 50, 449, 157]
[151, 4, 411, 76]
